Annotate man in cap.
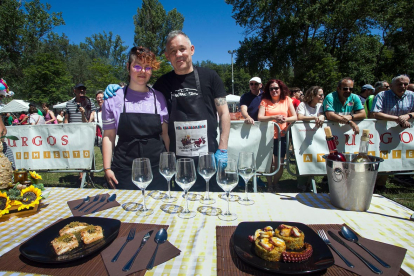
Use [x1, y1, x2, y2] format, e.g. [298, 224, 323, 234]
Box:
[365, 81, 390, 118]
[240, 77, 263, 124]
[322, 77, 365, 134]
[358, 84, 374, 105]
[64, 83, 96, 123]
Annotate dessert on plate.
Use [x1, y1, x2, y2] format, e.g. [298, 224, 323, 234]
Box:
[249, 224, 313, 262]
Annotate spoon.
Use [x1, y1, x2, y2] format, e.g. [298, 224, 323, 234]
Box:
[146, 228, 168, 270]
[92, 194, 117, 213]
[341, 226, 391, 268]
[74, 196, 90, 210]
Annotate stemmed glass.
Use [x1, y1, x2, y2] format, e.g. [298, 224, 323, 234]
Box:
[176, 158, 197, 219]
[132, 158, 153, 216]
[159, 152, 178, 203]
[238, 152, 255, 205]
[198, 152, 216, 205]
[217, 157, 239, 221]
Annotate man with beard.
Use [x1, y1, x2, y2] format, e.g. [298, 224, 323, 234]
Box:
[64, 83, 96, 123]
[322, 77, 365, 134]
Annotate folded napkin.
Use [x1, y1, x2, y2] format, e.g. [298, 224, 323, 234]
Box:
[326, 228, 406, 276]
[67, 193, 120, 216]
[101, 226, 181, 276]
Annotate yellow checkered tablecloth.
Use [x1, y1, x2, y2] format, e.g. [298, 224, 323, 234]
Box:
[0, 188, 413, 275]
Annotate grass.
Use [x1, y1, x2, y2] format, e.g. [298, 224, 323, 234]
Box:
[38, 147, 414, 211]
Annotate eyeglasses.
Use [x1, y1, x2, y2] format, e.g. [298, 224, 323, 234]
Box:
[96, 97, 104, 101]
[250, 83, 259, 86]
[132, 65, 152, 72]
[342, 87, 354, 91]
[270, 87, 280, 91]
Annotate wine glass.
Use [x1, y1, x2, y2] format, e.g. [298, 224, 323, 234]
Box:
[198, 152, 216, 205]
[238, 152, 255, 205]
[131, 158, 153, 216]
[176, 158, 197, 219]
[217, 157, 239, 221]
[159, 152, 178, 203]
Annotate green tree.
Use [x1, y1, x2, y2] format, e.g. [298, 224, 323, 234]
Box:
[23, 52, 72, 104]
[0, 0, 64, 96]
[85, 59, 122, 93]
[133, 0, 184, 56]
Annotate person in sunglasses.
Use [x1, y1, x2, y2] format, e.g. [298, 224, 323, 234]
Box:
[258, 79, 297, 192]
[240, 77, 263, 124]
[322, 77, 365, 134]
[102, 46, 169, 190]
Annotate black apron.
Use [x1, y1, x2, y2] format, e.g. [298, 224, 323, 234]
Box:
[112, 85, 166, 190]
[168, 68, 221, 192]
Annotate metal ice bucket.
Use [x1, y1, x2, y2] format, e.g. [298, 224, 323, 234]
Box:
[322, 154, 384, 211]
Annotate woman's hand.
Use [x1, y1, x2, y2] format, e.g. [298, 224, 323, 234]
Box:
[104, 170, 118, 189]
[315, 115, 325, 128]
[273, 115, 285, 124]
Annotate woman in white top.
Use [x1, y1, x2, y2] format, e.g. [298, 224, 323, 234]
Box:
[28, 106, 45, 125]
[296, 86, 325, 128]
[56, 110, 65, 124]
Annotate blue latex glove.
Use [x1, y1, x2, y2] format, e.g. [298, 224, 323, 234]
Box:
[103, 84, 121, 100]
[214, 149, 228, 166]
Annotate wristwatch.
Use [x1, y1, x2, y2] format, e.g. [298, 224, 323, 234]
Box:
[347, 120, 351, 124]
[351, 114, 354, 120]
[409, 114, 413, 119]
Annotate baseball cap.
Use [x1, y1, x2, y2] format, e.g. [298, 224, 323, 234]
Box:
[361, 84, 374, 91]
[249, 77, 261, 84]
[75, 83, 87, 89]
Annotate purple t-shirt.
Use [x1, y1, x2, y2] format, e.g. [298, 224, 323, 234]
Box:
[102, 87, 169, 132]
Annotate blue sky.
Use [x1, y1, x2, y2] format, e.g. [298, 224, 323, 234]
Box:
[40, 0, 245, 64]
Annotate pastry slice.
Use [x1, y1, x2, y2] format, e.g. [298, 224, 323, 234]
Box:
[80, 225, 104, 244]
[51, 233, 79, 255]
[59, 221, 90, 236]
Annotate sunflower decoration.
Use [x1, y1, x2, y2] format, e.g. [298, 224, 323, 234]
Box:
[0, 191, 11, 218]
[29, 171, 42, 180]
[17, 186, 42, 211]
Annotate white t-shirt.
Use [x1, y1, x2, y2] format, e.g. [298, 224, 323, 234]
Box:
[28, 114, 45, 125]
[296, 102, 323, 117]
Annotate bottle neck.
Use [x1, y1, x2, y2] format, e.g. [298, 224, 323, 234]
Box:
[326, 137, 338, 153]
[358, 139, 369, 154]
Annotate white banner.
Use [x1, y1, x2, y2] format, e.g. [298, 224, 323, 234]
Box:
[226, 121, 273, 172]
[291, 120, 414, 174]
[5, 123, 95, 170]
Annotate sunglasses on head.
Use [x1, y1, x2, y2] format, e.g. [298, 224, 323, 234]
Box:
[250, 83, 259, 86]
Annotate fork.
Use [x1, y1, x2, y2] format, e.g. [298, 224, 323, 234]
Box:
[112, 228, 136, 262]
[318, 229, 354, 268]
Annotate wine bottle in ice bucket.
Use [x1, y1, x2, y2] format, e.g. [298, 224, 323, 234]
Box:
[351, 129, 372, 162]
[324, 126, 346, 162]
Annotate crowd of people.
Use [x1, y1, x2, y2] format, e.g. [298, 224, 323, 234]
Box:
[240, 74, 414, 191]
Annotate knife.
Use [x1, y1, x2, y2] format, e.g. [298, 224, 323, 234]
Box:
[328, 231, 383, 274]
[122, 230, 154, 272]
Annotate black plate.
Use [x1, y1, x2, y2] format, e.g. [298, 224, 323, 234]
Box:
[19, 217, 121, 263]
[232, 221, 334, 274]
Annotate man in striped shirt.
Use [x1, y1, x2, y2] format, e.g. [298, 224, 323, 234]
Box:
[372, 75, 414, 128]
[64, 83, 96, 123]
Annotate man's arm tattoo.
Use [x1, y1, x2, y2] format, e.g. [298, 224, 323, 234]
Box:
[214, 97, 227, 107]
